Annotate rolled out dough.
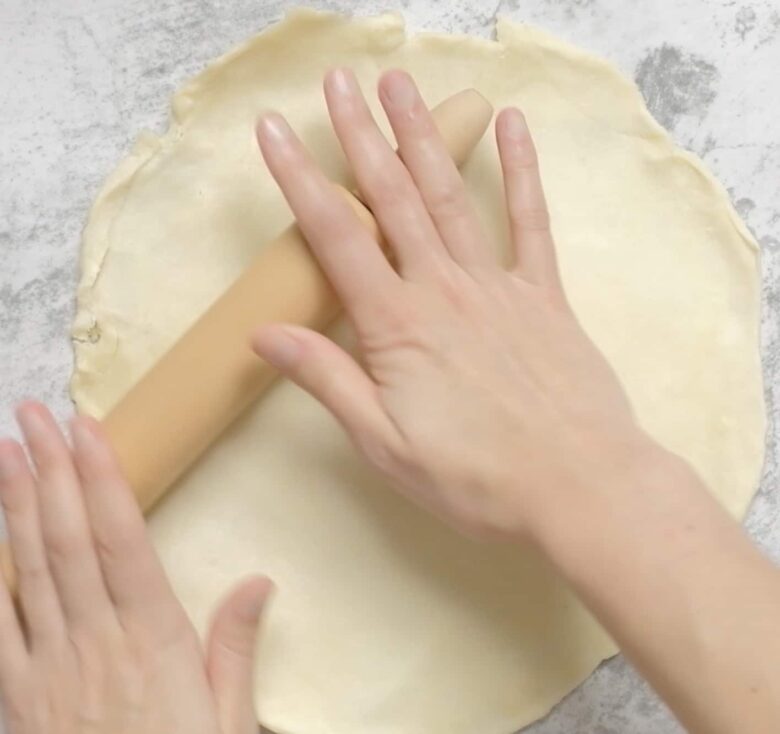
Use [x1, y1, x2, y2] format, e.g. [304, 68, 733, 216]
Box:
[71, 10, 765, 734]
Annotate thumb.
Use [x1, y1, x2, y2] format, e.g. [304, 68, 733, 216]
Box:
[252, 324, 394, 447]
[206, 575, 273, 734]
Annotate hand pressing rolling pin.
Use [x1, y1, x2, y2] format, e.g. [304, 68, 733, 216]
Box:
[0, 82, 493, 595]
[1, 68, 779, 734]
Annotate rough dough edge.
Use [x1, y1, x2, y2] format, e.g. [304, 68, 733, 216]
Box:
[71, 7, 763, 411]
[494, 17, 759, 249]
[66, 8, 765, 731]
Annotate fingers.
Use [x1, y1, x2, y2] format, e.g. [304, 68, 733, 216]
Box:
[378, 70, 489, 268]
[206, 576, 272, 734]
[323, 68, 448, 278]
[0, 439, 65, 647]
[0, 443, 30, 685]
[69, 416, 186, 645]
[256, 112, 399, 321]
[495, 108, 562, 288]
[16, 403, 116, 632]
[252, 325, 397, 453]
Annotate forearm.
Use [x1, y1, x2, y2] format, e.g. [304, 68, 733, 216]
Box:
[533, 441, 780, 734]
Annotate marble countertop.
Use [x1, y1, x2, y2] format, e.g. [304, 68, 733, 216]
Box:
[0, 1, 778, 732]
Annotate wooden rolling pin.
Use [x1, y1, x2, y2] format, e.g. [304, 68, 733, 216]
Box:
[1, 89, 493, 593]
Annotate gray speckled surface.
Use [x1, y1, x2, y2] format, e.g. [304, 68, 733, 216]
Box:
[0, 1, 778, 732]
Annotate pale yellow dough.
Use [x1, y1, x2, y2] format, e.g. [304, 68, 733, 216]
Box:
[71, 10, 765, 734]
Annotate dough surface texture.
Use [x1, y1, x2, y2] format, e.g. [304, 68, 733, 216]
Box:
[71, 10, 765, 734]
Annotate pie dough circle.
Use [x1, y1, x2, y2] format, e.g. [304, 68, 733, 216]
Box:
[72, 10, 764, 733]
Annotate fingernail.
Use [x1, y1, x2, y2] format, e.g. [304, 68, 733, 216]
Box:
[241, 579, 273, 621]
[16, 403, 48, 439]
[257, 113, 292, 143]
[329, 67, 358, 97]
[259, 329, 301, 370]
[503, 108, 528, 140]
[0, 441, 22, 482]
[242, 592, 264, 620]
[382, 71, 417, 111]
[70, 417, 98, 452]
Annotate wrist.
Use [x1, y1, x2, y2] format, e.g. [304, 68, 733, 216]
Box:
[522, 430, 703, 561]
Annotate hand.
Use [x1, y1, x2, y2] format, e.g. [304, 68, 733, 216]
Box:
[252, 68, 647, 539]
[0, 402, 271, 734]
[254, 69, 780, 734]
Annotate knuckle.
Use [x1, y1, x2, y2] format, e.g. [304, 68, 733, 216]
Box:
[214, 627, 254, 660]
[16, 558, 51, 590]
[358, 434, 408, 479]
[70, 643, 105, 721]
[75, 671, 114, 729]
[76, 690, 105, 728]
[71, 627, 142, 719]
[312, 193, 363, 243]
[0, 489, 28, 518]
[2, 688, 33, 730]
[428, 183, 468, 220]
[136, 604, 197, 652]
[432, 266, 473, 308]
[0, 662, 33, 714]
[117, 659, 146, 711]
[361, 294, 414, 335]
[511, 206, 550, 233]
[96, 638, 145, 709]
[70, 624, 110, 660]
[304, 189, 338, 223]
[36, 451, 74, 481]
[369, 174, 413, 210]
[46, 528, 90, 566]
[91, 523, 139, 566]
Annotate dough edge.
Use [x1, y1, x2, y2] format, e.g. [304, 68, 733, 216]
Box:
[68, 9, 766, 734]
[71, 8, 761, 387]
[71, 12, 764, 486]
